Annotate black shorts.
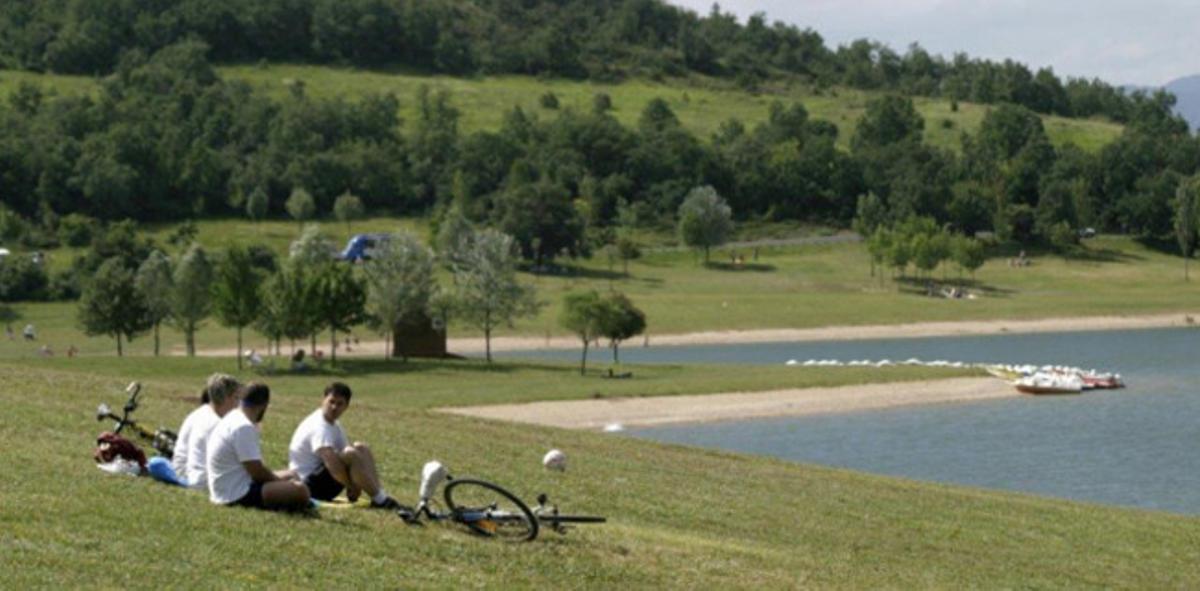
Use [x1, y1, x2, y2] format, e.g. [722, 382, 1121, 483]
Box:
[304, 467, 345, 501]
[229, 481, 265, 509]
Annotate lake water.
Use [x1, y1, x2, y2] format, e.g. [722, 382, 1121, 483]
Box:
[504, 328, 1200, 514]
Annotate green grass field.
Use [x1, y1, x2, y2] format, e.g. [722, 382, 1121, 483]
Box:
[0, 65, 1124, 154]
[6, 229, 1199, 360]
[2, 356, 1197, 588]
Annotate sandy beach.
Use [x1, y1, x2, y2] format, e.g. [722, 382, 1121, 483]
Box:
[193, 311, 1198, 357]
[440, 376, 1018, 430]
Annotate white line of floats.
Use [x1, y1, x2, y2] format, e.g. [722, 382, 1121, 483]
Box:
[783, 358, 1124, 394]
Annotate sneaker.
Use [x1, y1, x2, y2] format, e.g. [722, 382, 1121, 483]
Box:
[370, 496, 403, 510]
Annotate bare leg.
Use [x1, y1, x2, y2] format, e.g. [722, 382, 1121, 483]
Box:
[262, 480, 310, 510]
[339, 442, 383, 498]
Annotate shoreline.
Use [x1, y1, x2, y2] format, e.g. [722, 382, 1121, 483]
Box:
[190, 311, 1198, 357]
[439, 377, 1018, 430]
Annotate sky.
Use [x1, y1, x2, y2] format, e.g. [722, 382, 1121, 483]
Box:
[667, 1, 1198, 87]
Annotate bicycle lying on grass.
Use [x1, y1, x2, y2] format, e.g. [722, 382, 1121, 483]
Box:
[95, 381, 177, 458]
[397, 461, 606, 542]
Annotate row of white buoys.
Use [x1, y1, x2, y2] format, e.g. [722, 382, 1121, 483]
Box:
[783, 358, 1122, 387]
[785, 357, 982, 369]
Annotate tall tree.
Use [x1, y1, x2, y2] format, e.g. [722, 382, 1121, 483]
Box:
[677, 185, 734, 264]
[78, 258, 152, 356]
[212, 245, 264, 369]
[362, 231, 436, 359]
[170, 244, 213, 357]
[311, 263, 366, 366]
[1175, 176, 1200, 281]
[451, 229, 541, 362]
[134, 250, 173, 356]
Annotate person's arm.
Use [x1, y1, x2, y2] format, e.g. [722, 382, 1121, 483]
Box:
[242, 459, 280, 484]
[316, 447, 351, 486]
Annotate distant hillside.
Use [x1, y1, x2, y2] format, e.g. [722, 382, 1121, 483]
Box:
[1165, 75, 1200, 130]
[0, 0, 1150, 126]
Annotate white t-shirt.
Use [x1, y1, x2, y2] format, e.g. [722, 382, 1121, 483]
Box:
[170, 406, 207, 478]
[288, 409, 348, 480]
[206, 409, 262, 504]
[184, 405, 222, 490]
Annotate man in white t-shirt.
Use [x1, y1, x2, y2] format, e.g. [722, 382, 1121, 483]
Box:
[206, 383, 309, 510]
[147, 374, 240, 488]
[288, 382, 399, 509]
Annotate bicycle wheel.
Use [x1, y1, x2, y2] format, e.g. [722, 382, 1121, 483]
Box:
[444, 478, 539, 542]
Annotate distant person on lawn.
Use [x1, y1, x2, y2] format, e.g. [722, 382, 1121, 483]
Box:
[206, 383, 310, 510]
[147, 374, 241, 488]
[288, 382, 400, 509]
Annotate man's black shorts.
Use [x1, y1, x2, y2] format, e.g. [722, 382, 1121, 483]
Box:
[228, 481, 265, 509]
[304, 467, 345, 501]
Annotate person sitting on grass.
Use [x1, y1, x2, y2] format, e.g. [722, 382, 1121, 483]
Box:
[287, 382, 401, 509]
[206, 382, 310, 510]
[147, 374, 241, 488]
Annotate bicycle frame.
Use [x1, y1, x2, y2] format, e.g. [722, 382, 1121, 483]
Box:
[399, 461, 605, 541]
[96, 382, 177, 457]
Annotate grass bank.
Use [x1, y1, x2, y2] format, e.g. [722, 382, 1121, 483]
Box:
[1, 358, 1196, 587]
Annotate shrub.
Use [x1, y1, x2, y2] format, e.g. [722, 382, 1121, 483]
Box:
[0, 254, 49, 301]
[58, 213, 99, 247]
[539, 92, 559, 109]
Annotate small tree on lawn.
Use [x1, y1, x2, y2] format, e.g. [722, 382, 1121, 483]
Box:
[598, 292, 646, 365]
[560, 290, 606, 375]
[0, 302, 19, 334]
[286, 187, 316, 227]
[212, 245, 264, 370]
[254, 271, 287, 356]
[78, 257, 152, 356]
[135, 250, 173, 356]
[245, 187, 269, 224]
[270, 262, 318, 353]
[953, 236, 987, 281]
[678, 185, 733, 264]
[362, 231, 435, 359]
[616, 235, 640, 277]
[451, 229, 541, 362]
[312, 263, 366, 366]
[170, 244, 213, 357]
[853, 192, 888, 276]
[333, 192, 365, 232]
[289, 223, 336, 265]
[1174, 176, 1199, 281]
[866, 228, 892, 286]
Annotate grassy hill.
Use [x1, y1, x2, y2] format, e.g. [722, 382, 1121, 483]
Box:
[3, 356, 1197, 587]
[0, 65, 1124, 153]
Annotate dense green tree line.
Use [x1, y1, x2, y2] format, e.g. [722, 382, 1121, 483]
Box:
[0, 0, 1171, 122]
[1, 42, 1198, 307]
